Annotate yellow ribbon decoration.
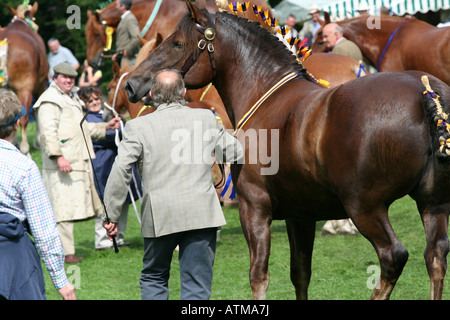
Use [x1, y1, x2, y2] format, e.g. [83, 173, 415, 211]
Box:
[104, 26, 114, 51]
[136, 104, 154, 118]
[233, 72, 298, 136]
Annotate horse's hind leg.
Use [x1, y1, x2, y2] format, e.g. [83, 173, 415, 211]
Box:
[349, 204, 409, 300]
[417, 203, 449, 299]
[285, 218, 315, 300]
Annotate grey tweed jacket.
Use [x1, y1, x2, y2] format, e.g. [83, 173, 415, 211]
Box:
[104, 103, 243, 238]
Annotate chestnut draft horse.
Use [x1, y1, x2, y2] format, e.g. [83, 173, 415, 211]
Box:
[86, 0, 187, 64]
[125, 1, 450, 300]
[0, 3, 48, 156]
[86, 0, 272, 64]
[311, 15, 450, 85]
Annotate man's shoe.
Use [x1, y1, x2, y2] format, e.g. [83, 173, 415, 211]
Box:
[65, 255, 84, 263]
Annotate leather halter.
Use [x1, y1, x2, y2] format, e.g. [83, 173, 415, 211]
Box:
[180, 16, 217, 78]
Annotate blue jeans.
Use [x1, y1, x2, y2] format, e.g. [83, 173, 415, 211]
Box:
[140, 227, 217, 300]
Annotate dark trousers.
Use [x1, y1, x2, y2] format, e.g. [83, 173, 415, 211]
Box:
[140, 227, 217, 300]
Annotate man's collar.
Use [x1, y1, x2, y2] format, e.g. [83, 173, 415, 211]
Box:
[335, 37, 346, 46]
[0, 139, 18, 151]
[121, 10, 131, 20]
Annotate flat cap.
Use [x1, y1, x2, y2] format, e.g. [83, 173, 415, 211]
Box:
[53, 62, 78, 77]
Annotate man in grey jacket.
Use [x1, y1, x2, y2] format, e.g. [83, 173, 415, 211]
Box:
[112, 0, 141, 67]
[103, 70, 243, 300]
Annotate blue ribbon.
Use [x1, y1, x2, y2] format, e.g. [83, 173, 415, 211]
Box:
[377, 16, 412, 71]
[220, 172, 236, 200]
[357, 63, 366, 77]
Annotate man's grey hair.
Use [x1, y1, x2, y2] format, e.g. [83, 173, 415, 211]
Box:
[150, 69, 185, 106]
[47, 37, 59, 44]
[332, 24, 344, 36]
[0, 89, 22, 139]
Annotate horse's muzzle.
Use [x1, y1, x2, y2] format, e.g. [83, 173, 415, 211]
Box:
[124, 80, 140, 103]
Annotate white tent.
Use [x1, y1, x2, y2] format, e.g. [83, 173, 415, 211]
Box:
[320, 0, 450, 20]
[273, 0, 450, 22]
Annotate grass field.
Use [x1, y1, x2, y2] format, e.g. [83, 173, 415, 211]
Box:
[21, 122, 449, 300]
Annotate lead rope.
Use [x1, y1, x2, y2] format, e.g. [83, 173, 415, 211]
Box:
[103, 71, 142, 225]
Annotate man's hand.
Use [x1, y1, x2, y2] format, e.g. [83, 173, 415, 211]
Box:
[106, 117, 121, 130]
[57, 156, 72, 173]
[103, 221, 118, 241]
[57, 283, 76, 300]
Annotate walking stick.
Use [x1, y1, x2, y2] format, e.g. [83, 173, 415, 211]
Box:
[80, 113, 119, 253]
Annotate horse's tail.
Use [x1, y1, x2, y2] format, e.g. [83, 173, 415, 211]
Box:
[421, 75, 450, 163]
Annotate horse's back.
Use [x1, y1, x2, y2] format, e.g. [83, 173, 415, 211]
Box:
[0, 23, 47, 91]
[315, 72, 449, 201]
[303, 53, 360, 87]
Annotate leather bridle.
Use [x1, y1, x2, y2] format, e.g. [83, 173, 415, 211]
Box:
[180, 16, 217, 78]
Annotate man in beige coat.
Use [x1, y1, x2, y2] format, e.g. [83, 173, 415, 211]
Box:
[34, 63, 120, 263]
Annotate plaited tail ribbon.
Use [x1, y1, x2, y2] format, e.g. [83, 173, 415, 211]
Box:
[421, 75, 450, 156]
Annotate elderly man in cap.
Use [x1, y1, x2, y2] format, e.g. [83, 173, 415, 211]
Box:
[34, 62, 120, 263]
[299, 4, 323, 47]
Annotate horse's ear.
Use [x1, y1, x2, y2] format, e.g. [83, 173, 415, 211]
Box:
[324, 11, 331, 24]
[112, 61, 120, 78]
[87, 10, 92, 19]
[185, 0, 209, 25]
[138, 35, 148, 45]
[30, 2, 38, 16]
[95, 9, 102, 22]
[5, 4, 17, 16]
[155, 33, 163, 48]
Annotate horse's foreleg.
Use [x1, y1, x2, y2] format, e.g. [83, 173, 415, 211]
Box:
[285, 219, 315, 300]
[239, 200, 272, 300]
[17, 90, 32, 156]
[419, 205, 449, 300]
[350, 204, 408, 300]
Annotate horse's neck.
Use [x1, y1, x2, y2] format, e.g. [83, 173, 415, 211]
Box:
[212, 15, 302, 127]
[339, 16, 411, 66]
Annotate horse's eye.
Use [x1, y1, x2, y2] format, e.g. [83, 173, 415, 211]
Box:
[94, 34, 100, 39]
[173, 41, 183, 49]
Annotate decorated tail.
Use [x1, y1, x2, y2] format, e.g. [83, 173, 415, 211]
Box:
[421, 75, 450, 160]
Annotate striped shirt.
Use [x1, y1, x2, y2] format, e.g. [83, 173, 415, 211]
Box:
[0, 139, 67, 289]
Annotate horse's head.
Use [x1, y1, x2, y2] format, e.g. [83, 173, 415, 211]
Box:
[6, 1, 38, 18]
[125, 0, 216, 103]
[106, 60, 133, 115]
[85, 10, 107, 64]
[310, 11, 331, 53]
[6, 2, 40, 30]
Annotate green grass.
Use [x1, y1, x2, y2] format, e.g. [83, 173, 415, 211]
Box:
[21, 122, 449, 300]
